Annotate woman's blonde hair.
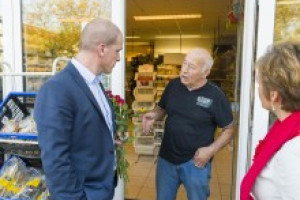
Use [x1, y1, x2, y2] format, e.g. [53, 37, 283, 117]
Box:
[256, 41, 300, 112]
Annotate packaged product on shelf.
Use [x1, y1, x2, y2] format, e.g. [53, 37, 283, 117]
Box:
[0, 118, 18, 133]
[131, 62, 180, 156]
[135, 71, 156, 87]
[0, 156, 28, 197]
[138, 64, 154, 72]
[14, 173, 46, 200]
[0, 116, 37, 133]
[18, 116, 37, 133]
[133, 87, 156, 102]
[132, 101, 155, 113]
[38, 188, 50, 200]
[0, 156, 49, 200]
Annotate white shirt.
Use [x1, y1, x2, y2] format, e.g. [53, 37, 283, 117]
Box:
[252, 136, 300, 200]
[71, 58, 113, 139]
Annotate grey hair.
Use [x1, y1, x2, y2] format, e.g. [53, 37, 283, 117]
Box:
[187, 48, 214, 72]
[202, 55, 214, 72]
[79, 18, 122, 51]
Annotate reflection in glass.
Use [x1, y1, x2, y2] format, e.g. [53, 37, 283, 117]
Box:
[269, 0, 300, 126]
[21, 0, 112, 91]
[275, 0, 300, 42]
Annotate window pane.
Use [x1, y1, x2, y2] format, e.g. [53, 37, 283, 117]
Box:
[269, 0, 300, 125]
[275, 0, 300, 42]
[21, 0, 112, 91]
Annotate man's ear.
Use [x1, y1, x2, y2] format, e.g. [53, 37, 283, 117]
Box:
[203, 69, 211, 78]
[97, 43, 105, 57]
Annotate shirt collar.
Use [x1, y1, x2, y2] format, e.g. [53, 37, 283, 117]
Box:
[71, 58, 101, 84]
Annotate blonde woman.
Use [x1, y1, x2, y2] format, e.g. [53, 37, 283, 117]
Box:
[241, 41, 300, 199]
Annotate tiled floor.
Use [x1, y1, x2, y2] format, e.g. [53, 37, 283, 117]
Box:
[125, 144, 235, 200]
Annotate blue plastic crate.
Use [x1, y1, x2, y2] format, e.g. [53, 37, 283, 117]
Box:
[0, 133, 37, 140]
[0, 197, 32, 200]
[0, 92, 37, 141]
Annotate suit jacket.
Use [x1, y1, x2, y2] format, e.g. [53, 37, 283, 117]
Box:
[34, 62, 117, 200]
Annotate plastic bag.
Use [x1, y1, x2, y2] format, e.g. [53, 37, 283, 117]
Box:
[0, 156, 50, 200]
[1, 117, 18, 133]
[18, 116, 37, 133]
[13, 168, 43, 200]
[0, 156, 28, 197]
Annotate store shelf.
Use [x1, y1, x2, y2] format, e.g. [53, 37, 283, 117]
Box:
[156, 74, 179, 79]
[0, 132, 37, 140]
[0, 138, 38, 145]
[132, 63, 179, 155]
[136, 135, 154, 139]
[156, 87, 165, 91]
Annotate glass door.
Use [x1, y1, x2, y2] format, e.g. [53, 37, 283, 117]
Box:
[2, 0, 125, 96]
[236, 0, 300, 198]
[236, 0, 276, 198]
[268, 0, 300, 125]
[21, 0, 113, 92]
[250, 0, 300, 163]
[274, 0, 300, 43]
[0, 1, 3, 100]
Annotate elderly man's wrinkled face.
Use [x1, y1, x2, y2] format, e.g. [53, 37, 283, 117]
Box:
[180, 52, 209, 89]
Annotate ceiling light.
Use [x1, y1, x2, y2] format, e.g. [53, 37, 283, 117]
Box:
[155, 35, 212, 39]
[134, 14, 202, 21]
[126, 42, 150, 46]
[58, 18, 94, 22]
[126, 36, 141, 39]
[277, 0, 300, 4]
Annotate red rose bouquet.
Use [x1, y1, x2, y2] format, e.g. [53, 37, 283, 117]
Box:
[106, 91, 133, 182]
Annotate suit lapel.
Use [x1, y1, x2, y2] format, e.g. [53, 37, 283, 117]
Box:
[64, 63, 106, 121]
[99, 82, 117, 133]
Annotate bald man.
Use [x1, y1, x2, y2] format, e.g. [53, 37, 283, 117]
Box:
[143, 49, 235, 200]
[34, 18, 123, 200]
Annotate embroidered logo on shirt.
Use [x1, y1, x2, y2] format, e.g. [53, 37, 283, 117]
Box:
[196, 96, 213, 108]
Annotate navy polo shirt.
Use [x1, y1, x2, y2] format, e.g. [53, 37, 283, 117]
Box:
[158, 78, 233, 164]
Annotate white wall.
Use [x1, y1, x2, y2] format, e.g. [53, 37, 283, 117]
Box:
[154, 38, 214, 57]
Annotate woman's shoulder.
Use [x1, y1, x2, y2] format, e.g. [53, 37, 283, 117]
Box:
[270, 136, 300, 197]
[279, 135, 300, 155]
[273, 135, 300, 171]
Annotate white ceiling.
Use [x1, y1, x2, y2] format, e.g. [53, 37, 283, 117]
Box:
[126, 0, 237, 42]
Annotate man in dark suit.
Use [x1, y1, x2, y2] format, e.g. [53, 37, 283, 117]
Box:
[34, 18, 123, 200]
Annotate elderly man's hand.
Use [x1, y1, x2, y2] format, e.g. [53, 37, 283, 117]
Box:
[193, 146, 215, 168]
[142, 112, 156, 134]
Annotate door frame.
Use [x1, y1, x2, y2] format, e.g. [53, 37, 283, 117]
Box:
[235, 0, 276, 198]
[2, 0, 23, 97]
[2, 0, 279, 199]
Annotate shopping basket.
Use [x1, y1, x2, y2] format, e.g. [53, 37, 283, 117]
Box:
[0, 92, 39, 159]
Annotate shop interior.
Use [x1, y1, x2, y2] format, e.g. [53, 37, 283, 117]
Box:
[1, 0, 299, 199]
[124, 0, 242, 199]
[0, 0, 244, 199]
